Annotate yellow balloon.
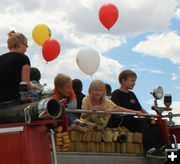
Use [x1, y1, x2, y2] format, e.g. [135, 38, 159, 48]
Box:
[32, 24, 51, 46]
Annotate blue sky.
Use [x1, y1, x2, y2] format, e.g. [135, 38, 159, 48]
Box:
[0, 0, 180, 124]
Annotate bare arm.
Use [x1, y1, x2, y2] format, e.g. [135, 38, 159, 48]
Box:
[21, 65, 40, 90]
[21, 65, 32, 89]
[109, 106, 143, 117]
[141, 108, 148, 114]
[66, 99, 77, 110]
[32, 84, 40, 90]
[141, 108, 156, 123]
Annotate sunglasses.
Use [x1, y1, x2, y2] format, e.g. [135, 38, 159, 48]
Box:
[23, 43, 28, 48]
[21, 42, 28, 48]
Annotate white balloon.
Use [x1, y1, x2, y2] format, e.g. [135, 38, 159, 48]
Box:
[76, 48, 100, 76]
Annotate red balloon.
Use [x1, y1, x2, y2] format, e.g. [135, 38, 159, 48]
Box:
[42, 39, 60, 62]
[99, 3, 119, 30]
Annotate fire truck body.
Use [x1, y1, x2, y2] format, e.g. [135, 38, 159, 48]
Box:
[0, 122, 52, 164]
[0, 86, 180, 164]
[0, 122, 164, 164]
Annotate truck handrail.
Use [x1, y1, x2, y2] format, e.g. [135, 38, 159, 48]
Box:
[65, 109, 159, 118]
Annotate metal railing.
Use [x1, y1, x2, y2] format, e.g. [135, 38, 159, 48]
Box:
[66, 109, 180, 119]
[65, 109, 159, 117]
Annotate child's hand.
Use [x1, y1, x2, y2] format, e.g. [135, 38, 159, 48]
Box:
[150, 117, 156, 124]
[105, 108, 112, 115]
[135, 111, 143, 117]
[93, 105, 100, 111]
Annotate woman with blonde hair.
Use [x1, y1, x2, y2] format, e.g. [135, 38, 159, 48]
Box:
[0, 31, 38, 109]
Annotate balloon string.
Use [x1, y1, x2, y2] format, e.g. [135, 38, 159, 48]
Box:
[90, 75, 93, 81]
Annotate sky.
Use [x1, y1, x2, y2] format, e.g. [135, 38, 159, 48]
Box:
[0, 0, 180, 125]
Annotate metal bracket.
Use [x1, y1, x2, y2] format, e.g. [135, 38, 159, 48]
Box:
[152, 106, 171, 114]
[50, 129, 58, 164]
[24, 105, 31, 123]
[167, 112, 175, 126]
[169, 134, 178, 149]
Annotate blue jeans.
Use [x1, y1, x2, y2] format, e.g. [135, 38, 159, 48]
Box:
[66, 113, 78, 125]
[27, 90, 39, 98]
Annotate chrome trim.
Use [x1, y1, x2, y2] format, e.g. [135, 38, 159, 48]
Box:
[0, 126, 24, 134]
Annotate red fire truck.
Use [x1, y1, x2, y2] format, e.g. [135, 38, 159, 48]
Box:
[0, 86, 179, 164]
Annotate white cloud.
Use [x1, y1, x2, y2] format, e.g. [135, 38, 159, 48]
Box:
[175, 8, 180, 19]
[30, 48, 124, 88]
[135, 67, 164, 74]
[133, 32, 180, 63]
[62, 0, 179, 35]
[0, 0, 125, 87]
[0, 0, 180, 87]
[175, 86, 180, 90]
[94, 54, 124, 82]
[1, 0, 178, 38]
[171, 101, 180, 125]
[172, 73, 179, 80]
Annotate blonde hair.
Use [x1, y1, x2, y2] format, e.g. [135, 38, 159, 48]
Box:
[7, 30, 27, 50]
[54, 73, 72, 88]
[88, 80, 106, 102]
